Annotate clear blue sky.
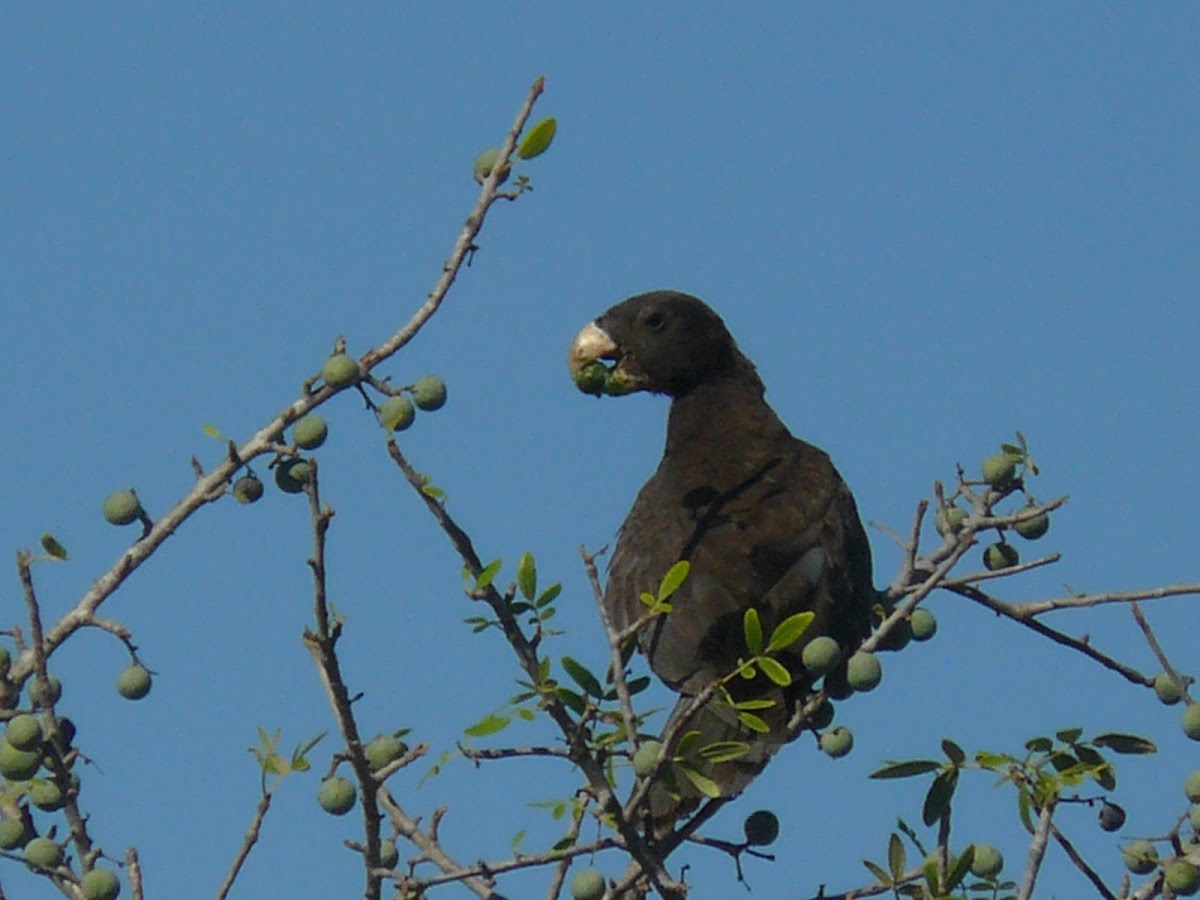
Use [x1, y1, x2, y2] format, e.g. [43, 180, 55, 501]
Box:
[3, 5, 1198, 898]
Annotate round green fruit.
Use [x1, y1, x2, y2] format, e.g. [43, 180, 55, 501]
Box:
[293, 415, 328, 450]
[573, 361, 609, 396]
[377, 841, 399, 870]
[910, 609, 938, 642]
[0, 818, 30, 850]
[801, 636, 842, 677]
[117, 665, 152, 700]
[1, 740, 42, 780]
[1168, 859, 1200, 896]
[1185, 770, 1200, 803]
[231, 474, 264, 504]
[632, 740, 663, 778]
[23, 836, 63, 868]
[5, 714, 42, 751]
[1155, 672, 1184, 705]
[321, 353, 361, 389]
[317, 776, 356, 816]
[380, 396, 415, 432]
[743, 809, 780, 846]
[81, 868, 122, 900]
[274, 458, 311, 494]
[569, 867, 605, 900]
[820, 726, 854, 758]
[1098, 801, 1126, 832]
[1014, 510, 1050, 540]
[981, 454, 1018, 489]
[472, 148, 509, 186]
[877, 617, 912, 652]
[846, 651, 882, 692]
[102, 490, 142, 526]
[970, 843, 1003, 878]
[983, 543, 1019, 571]
[364, 734, 406, 772]
[1121, 839, 1159, 875]
[1183, 703, 1200, 741]
[30, 781, 64, 811]
[28, 675, 62, 708]
[934, 507, 967, 536]
[410, 375, 447, 411]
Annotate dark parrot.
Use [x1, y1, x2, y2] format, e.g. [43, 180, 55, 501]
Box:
[568, 290, 875, 810]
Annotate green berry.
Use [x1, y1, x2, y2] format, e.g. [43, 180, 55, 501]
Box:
[380, 395, 416, 431]
[983, 542, 1019, 571]
[377, 841, 399, 869]
[472, 148, 509, 186]
[846, 651, 882, 692]
[1014, 509, 1050, 540]
[801, 636, 842, 677]
[1191, 805, 1200, 830]
[1122, 839, 1159, 874]
[274, 458, 311, 494]
[632, 740, 663, 778]
[574, 361, 609, 396]
[293, 415, 328, 450]
[410, 375, 447, 412]
[5, 714, 42, 751]
[1183, 704, 1200, 741]
[970, 843, 1003, 878]
[1155, 672, 1184, 705]
[820, 726, 853, 758]
[317, 776, 356, 816]
[29, 781, 64, 811]
[81, 868, 122, 900]
[117, 665, 152, 700]
[1167, 860, 1200, 896]
[1098, 801, 1126, 832]
[0, 818, 29, 850]
[231, 474, 264, 504]
[569, 867, 605, 900]
[910, 609, 938, 642]
[321, 353, 360, 389]
[743, 809, 780, 846]
[29, 675, 62, 708]
[102, 490, 142, 526]
[23, 836, 62, 868]
[877, 617, 912, 652]
[364, 734, 406, 772]
[981, 454, 1018, 489]
[934, 507, 967, 536]
[1185, 770, 1200, 803]
[0, 740, 41, 780]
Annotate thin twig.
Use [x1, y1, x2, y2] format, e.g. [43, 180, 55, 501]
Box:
[1016, 800, 1056, 900]
[215, 786, 276, 900]
[1049, 822, 1117, 900]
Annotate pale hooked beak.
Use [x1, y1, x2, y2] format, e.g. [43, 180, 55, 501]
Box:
[567, 321, 619, 382]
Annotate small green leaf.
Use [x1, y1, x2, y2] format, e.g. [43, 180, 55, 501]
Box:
[475, 559, 502, 590]
[1055, 727, 1083, 744]
[639, 591, 656, 608]
[888, 832, 907, 881]
[202, 423, 223, 439]
[946, 845, 974, 891]
[517, 117, 557, 160]
[941, 739, 965, 766]
[679, 764, 721, 798]
[922, 770, 958, 826]
[1092, 732, 1157, 755]
[561, 657, 604, 699]
[658, 561, 690, 602]
[1025, 736, 1052, 753]
[511, 829, 526, 851]
[974, 751, 1013, 770]
[870, 760, 942, 780]
[1017, 788, 1034, 833]
[743, 608, 764, 655]
[766, 612, 815, 653]
[863, 859, 892, 886]
[39, 533, 69, 560]
[627, 676, 651, 695]
[515, 708, 535, 722]
[536, 583, 562, 608]
[698, 741, 751, 763]
[517, 552, 537, 601]
[1048, 751, 1078, 773]
[731, 698, 776, 711]
[757, 656, 791, 687]
[557, 688, 586, 716]
[464, 713, 510, 737]
[738, 712, 771, 734]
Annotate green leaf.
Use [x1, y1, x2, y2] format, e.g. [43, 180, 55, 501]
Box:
[766, 612, 814, 653]
[757, 656, 791, 687]
[679, 764, 721, 798]
[517, 552, 537, 601]
[946, 845, 975, 891]
[475, 559, 502, 590]
[941, 739, 965, 766]
[1048, 751, 1078, 773]
[464, 713, 510, 737]
[627, 676, 652, 695]
[698, 741, 751, 763]
[561, 657, 604, 699]
[39, 533, 69, 560]
[517, 117, 557, 160]
[639, 591, 657, 608]
[743, 608, 764, 655]
[870, 760, 942, 780]
[1092, 732, 1157, 755]
[536, 583, 562, 608]
[516, 708, 535, 722]
[1025, 736, 1052, 753]
[863, 859, 892, 886]
[658, 561, 690, 602]
[511, 829, 526, 851]
[202, 423, 223, 439]
[922, 770, 958, 826]
[975, 751, 1013, 770]
[1055, 727, 1083, 744]
[737, 712, 770, 734]
[557, 688, 586, 717]
[888, 832, 907, 881]
[731, 698, 776, 711]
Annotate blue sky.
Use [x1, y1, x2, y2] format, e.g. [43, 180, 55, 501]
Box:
[3, 5, 1198, 898]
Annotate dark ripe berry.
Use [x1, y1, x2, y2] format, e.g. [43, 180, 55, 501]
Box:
[1098, 801, 1126, 832]
[743, 809, 780, 846]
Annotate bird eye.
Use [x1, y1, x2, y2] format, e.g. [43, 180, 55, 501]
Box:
[642, 311, 666, 331]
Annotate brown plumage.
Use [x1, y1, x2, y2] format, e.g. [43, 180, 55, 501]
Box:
[569, 291, 874, 812]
